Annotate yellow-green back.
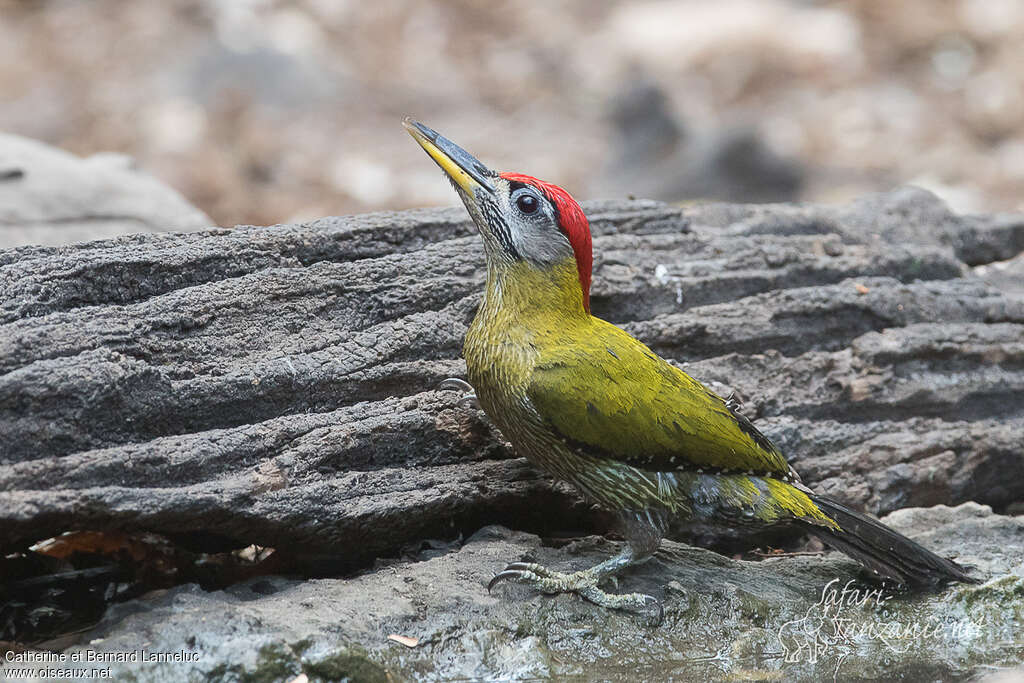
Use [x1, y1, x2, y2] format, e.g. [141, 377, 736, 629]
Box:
[466, 255, 790, 477]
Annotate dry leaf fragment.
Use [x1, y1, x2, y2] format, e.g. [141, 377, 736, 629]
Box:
[387, 634, 419, 648]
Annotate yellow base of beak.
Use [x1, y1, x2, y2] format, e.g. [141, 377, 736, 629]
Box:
[403, 117, 493, 196]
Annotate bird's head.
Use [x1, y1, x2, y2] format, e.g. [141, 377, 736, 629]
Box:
[404, 118, 593, 314]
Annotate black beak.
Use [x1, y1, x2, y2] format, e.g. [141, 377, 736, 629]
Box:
[403, 118, 496, 194]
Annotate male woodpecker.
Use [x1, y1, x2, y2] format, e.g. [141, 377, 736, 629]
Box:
[403, 118, 976, 616]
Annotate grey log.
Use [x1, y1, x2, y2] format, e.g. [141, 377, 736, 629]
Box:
[2, 190, 1023, 573]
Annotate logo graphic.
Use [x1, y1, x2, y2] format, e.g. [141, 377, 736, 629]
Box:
[777, 578, 985, 673]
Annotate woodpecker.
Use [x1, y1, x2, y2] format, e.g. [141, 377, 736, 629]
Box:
[403, 118, 976, 617]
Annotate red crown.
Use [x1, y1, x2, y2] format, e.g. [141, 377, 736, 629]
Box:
[499, 173, 593, 314]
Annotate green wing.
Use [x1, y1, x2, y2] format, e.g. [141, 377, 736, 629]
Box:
[527, 318, 792, 476]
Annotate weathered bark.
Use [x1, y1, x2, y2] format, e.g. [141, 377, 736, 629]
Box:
[2, 190, 1022, 571]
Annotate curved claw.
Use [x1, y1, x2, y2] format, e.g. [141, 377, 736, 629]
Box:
[643, 595, 665, 627]
[438, 377, 474, 393]
[457, 395, 481, 410]
[439, 377, 480, 410]
[488, 562, 560, 592]
[488, 570, 528, 592]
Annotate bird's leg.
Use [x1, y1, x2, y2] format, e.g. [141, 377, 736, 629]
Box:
[438, 377, 479, 409]
[489, 546, 657, 613]
[489, 512, 664, 622]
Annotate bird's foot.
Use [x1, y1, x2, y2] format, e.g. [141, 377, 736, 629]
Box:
[438, 377, 479, 410]
[724, 391, 744, 413]
[489, 561, 662, 624]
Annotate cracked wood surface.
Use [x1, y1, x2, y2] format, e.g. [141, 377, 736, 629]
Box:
[2, 189, 1022, 568]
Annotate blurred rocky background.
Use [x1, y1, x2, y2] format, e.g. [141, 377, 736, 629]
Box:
[2, 0, 1024, 247]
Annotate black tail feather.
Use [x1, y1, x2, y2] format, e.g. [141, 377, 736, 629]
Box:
[803, 493, 978, 588]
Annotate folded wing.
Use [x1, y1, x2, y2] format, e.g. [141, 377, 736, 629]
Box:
[527, 319, 793, 478]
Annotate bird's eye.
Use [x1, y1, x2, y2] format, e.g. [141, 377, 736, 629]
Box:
[516, 194, 539, 214]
